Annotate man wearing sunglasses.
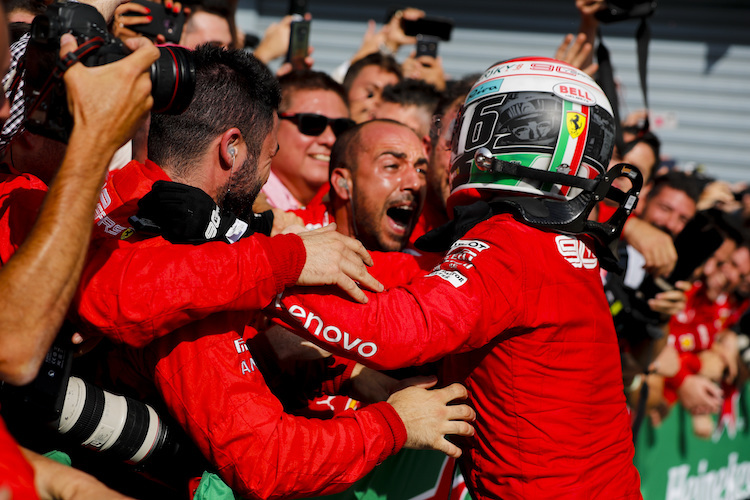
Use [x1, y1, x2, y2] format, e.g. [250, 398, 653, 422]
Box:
[261, 70, 355, 211]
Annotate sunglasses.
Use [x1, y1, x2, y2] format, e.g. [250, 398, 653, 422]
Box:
[279, 113, 356, 137]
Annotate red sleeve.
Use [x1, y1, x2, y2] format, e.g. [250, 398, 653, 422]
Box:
[0, 173, 47, 266]
[73, 233, 305, 347]
[0, 416, 39, 500]
[274, 232, 522, 370]
[664, 352, 702, 393]
[319, 355, 358, 395]
[368, 251, 442, 288]
[132, 320, 405, 499]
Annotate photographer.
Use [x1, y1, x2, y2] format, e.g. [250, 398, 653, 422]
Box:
[604, 172, 702, 413]
[0, 3, 159, 497]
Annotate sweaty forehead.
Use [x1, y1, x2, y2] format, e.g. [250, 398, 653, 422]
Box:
[358, 122, 422, 155]
[285, 89, 348, 115]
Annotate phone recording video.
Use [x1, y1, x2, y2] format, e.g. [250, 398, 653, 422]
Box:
[121, 0, 186, 44]
[286, 18, 310, 71]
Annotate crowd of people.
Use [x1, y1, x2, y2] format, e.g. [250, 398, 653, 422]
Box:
[0, 0, 748, 499]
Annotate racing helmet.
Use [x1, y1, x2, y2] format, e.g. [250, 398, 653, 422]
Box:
[447, 57, 617, 213]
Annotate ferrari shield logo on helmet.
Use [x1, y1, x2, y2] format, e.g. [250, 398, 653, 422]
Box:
[566, 111, 586, 138]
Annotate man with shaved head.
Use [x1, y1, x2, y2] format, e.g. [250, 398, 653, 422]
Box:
[294, 119, 428, 254]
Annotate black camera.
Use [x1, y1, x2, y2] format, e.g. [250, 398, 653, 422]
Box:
[595, 0, 657, 23]
[22, 2, 195, 143]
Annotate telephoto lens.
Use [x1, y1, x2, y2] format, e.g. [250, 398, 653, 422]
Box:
[56, 376, 178, 466]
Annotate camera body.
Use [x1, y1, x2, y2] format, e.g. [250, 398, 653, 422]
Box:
[23, 1, 195, 143]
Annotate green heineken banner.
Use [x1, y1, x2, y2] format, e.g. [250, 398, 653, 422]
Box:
[193, 449, 473, 500]
[634, 384, 750, 500]
[313, 449, 472, 500]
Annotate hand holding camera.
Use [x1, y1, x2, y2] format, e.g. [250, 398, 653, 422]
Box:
[23, 2, 195, 143]
[61, 33, 159, 153]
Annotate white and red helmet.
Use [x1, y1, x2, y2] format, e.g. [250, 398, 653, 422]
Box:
[448, 57, 617, 213]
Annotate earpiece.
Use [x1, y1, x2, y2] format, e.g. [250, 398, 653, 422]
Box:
[337, 178, 350, 192]
[227, 145, 237, 159]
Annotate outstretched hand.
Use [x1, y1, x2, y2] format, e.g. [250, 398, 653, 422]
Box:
[554, 33, 598, 76]
[677, 374, 723, 415]
[293, 224, 384, 303]
[622, 217, 678, 277]
[388, 378, 475, 458]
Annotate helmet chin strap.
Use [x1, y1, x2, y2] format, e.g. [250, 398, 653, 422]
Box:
[416, 153, 642, 273]
[472, 148, 643, 271]
[474, 148, 643, 240]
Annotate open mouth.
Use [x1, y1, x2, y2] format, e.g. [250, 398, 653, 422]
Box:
[386, 205, 415, 230]
[310, 153, 330, 162]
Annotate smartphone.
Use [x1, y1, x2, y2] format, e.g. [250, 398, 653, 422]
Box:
[288, 0, 308, 16]
[416, 34, 439, 58]
[401, 15, 454, 41]
[122, 0, 186, 44]
[286, 19, 310, 71]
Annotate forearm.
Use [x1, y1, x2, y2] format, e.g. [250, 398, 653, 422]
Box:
[150, 329, 404, 499]
[0, 130, 115, 384]
[276, 281, 488, 371]
[74, 233, 304, 347]
[21, 447, 131, 500]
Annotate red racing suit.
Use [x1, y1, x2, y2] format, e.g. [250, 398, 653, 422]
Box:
[664, 281, 747, 404]
[71, 160, 313, 347]
[81, 160, 407, 499]
[276, 213, 642, 500]
[0, 171, 47, 265]
[0, 415, 38, 500]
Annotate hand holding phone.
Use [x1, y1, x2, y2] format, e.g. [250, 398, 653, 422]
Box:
[286, 18, 310, 71]
[120, 0, 187, 44]
[416, 34, 439, 58]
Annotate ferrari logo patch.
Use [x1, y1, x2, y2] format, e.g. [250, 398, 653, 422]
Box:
[566, 111, 586, 139]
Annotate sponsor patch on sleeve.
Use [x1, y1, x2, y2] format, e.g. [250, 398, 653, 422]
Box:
[428, 269, 468, 288]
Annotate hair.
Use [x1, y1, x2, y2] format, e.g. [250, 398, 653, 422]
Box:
[381, 78, 441, 114]
[703, 208, 745, 247]
[343, 52, 402, 93]
[645, 170, 702, 204]
[148, 45, 280, 179]
[435, 75, 475, 116]
[430, 75, 476, 141]
[277, 70, 348, 113]
[183, 1, 237, 49]
[3, 0, 45, 15]
[620, 130, 661, 180]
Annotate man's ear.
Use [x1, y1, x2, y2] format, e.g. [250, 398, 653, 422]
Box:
[331, 168, 353, 200]
[422, 134, 433, 159]
[219, 128, 243, 170]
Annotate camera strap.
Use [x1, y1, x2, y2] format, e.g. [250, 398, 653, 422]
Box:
[23, 37, 107, 127]
[596, 16, 653, 153]
[53, 37, 106, 79]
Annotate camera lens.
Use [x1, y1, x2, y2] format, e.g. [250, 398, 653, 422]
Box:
[150, 46, 196, 115]
[57, 376, 174, 465]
